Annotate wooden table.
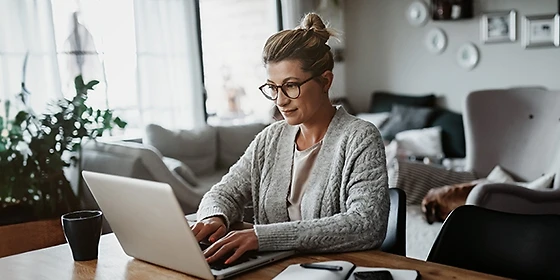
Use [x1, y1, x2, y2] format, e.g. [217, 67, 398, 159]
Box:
[0, 234, 506, 280]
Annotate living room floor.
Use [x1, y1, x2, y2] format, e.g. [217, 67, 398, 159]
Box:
[406, 205, 443, 260]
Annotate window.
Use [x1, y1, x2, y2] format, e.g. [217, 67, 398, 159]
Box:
[5, 0, 278, 134]
[199, 0, 281, 125]
[50, 0, 205, 134]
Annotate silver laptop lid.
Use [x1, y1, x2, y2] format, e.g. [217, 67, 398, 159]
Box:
[82, 171, 215, 280]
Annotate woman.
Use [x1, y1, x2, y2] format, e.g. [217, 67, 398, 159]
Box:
[192, 13, 389, 265]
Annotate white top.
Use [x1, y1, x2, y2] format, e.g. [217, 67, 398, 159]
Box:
[288, 140, 323, 221]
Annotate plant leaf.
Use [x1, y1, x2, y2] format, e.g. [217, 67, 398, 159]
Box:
[114, 117, 128, 128]
[14, 111, 29, 126]
[74, 75, 85, 89]
[85, 80, 99, 90]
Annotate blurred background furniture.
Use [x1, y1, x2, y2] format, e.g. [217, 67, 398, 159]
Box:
[358, 91, 469, 260]
[427, 205, 560, 279]
[365, 88, 560, 260]
[80, 123, 267, 216]
[465, 88, 560, 214]
[365, 91, 466, 159]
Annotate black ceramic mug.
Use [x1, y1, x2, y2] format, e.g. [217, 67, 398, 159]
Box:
[61, 210, 103, 261]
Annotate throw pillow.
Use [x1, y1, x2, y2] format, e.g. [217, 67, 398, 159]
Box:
[162, 157, 200, 187]
[144, 124, 218, 176]
[356, 112, 391, 129]
[216, 123, 267, 168]
[486, 165, 555, 190]
[523, 174, 556, 190]
[486, 165, 515, 183]
[429, 108, 465, 158]
[369, 91, 436, 113]
[380, 104, 435, 141]
[395, 126, 444, 158]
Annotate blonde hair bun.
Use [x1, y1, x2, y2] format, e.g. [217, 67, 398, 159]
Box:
[298, 13, 337, 43]
[262, 12, 337, 75]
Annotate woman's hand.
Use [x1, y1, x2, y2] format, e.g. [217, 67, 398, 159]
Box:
[191, 216, 227, 243]
[203, 228, 259, 264]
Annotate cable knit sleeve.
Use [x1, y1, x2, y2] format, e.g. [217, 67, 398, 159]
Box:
[196, 132, 263, 228]
[254, 125, 390, 252]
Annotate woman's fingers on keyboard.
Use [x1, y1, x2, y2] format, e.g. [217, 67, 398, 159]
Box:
[225, 245, 249, 265]
[204, 240, 236, 263]
[224, 229, 259, 264]
[204, 229, 259, 264]
[208, 225, 226, 242]
[192, 218, 227, 242]
[191, 222, 202, 236]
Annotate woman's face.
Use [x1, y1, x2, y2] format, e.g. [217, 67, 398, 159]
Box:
[265, 60, 332, 125]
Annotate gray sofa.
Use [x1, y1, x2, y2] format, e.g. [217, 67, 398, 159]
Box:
[79, 122, 267, 215]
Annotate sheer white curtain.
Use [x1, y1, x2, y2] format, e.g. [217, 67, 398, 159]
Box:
[0, 0, 61, 114]
[133, 0, 205, 129]
[50, 1, 108, 106]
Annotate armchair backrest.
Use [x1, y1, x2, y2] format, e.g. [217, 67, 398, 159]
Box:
[464, 88, 560, 188]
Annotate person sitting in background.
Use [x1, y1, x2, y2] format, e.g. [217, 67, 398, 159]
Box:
[191, 12, 389, 265]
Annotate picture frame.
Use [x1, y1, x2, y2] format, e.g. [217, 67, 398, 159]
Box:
[481, 10, 516, 44]
[522, 14, 560, 48]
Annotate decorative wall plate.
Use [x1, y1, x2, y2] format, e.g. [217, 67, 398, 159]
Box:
[456, 42, 479, 70]
[407, 0, 429, 27]
[425, 28, 447, 54]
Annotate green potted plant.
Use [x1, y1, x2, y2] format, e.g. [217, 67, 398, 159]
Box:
[0, 75, 127, 225]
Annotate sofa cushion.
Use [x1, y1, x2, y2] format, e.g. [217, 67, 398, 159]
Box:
[380, 105, 435, 141]
[356, 112, 391, 129]
[216, 123, 267, 168]
[486, 165, 555, 190]
[429, 108, 465, 158]
[395, 126, 443, 158]
[197, 168, 230, 190]
[369, 91, 437, 113]
[144, 124, 218, 175]
[162, 156, 200, 187]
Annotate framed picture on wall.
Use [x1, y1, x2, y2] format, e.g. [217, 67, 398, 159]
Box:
[481, 10, 516, 43]
[522, 14, 560, 48]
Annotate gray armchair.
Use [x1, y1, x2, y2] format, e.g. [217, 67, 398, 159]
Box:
[465, 88, 560, 214]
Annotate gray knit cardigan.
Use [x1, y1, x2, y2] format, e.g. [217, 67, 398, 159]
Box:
[197, 107, 389, 253]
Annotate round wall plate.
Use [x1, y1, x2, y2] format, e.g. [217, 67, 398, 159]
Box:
[456, 42, 479, 70]
[425, 28, 447, 54]
[406, 1, 429, 27]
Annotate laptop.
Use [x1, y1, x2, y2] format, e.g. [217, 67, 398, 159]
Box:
[82, 171, 295, 279]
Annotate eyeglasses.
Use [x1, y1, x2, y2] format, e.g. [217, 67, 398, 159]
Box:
[259, 75, 317, 101]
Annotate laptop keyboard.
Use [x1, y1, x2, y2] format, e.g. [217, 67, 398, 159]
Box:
[199, 243, 260, 270]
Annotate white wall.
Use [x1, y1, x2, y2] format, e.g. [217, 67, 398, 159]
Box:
[345, 0, 560, 113]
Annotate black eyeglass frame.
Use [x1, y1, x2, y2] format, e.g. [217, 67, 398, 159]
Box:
[259, 75, 318, 101]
